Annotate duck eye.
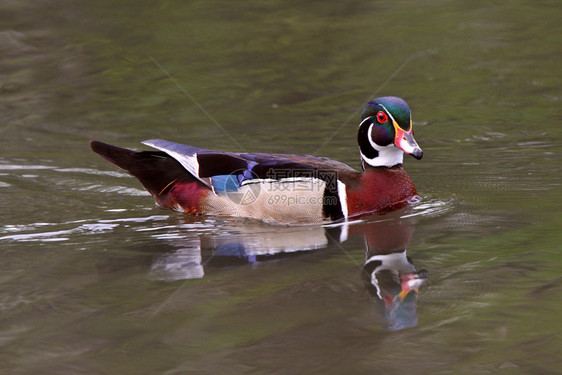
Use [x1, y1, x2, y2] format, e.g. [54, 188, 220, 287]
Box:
[376, 111, 388, 124]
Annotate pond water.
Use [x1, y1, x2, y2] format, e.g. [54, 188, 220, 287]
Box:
[1, 1, 561, 374]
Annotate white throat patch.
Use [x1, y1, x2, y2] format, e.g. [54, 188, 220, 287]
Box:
[360, 124, 404, 167]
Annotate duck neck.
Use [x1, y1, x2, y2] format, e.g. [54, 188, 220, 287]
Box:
[360, 145, 404, 169]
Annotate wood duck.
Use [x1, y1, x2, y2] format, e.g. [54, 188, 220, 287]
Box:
[90, 96, 423, 224]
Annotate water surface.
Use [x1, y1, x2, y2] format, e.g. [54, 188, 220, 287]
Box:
[1, 1, 561, 374]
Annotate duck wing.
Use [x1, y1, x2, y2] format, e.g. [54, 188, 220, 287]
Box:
[143, 139, 360, 193]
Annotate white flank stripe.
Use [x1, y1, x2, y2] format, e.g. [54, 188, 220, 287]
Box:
[337, 179, 348, 220]
[339, 222, 349, 242]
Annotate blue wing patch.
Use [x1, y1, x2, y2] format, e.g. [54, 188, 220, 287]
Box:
[210, 166, 260, 194]
[211, 174, 242, 193]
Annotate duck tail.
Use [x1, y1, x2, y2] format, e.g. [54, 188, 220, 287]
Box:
[90, 140, 197, 201]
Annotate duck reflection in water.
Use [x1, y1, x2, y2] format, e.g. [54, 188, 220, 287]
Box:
[149, 215, 427, 330]
[356, 219, 428, 330]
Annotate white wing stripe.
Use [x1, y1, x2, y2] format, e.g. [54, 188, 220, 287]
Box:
[142, 140, 208, 186]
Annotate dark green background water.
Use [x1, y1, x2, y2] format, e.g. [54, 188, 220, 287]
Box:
[1, 1, 560, 374]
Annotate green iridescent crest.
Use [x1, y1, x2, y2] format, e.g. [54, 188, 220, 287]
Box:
[361, 96, 411, 131]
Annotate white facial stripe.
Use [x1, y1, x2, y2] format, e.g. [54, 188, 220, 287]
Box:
[378, 104, 397, 124]
[358, 116, 371, 127]
[367, 124, 378, 150]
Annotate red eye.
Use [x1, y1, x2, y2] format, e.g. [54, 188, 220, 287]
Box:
[376, 111, 388, 123]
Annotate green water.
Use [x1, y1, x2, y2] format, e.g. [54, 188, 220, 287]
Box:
[1, 1, 561, 374]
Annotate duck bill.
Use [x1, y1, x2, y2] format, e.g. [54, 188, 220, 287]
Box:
[394, 124, 423, 160]
[397, 272, 427, 301]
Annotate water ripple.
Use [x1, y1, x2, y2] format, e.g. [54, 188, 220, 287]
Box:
[54, 167, 129, 178]
[402, 197, 454, 219]
[0, 223, 119, 242]
[0, 164, 56, 171]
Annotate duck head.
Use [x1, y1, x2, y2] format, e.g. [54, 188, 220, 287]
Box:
[358, 96, 423, 168]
